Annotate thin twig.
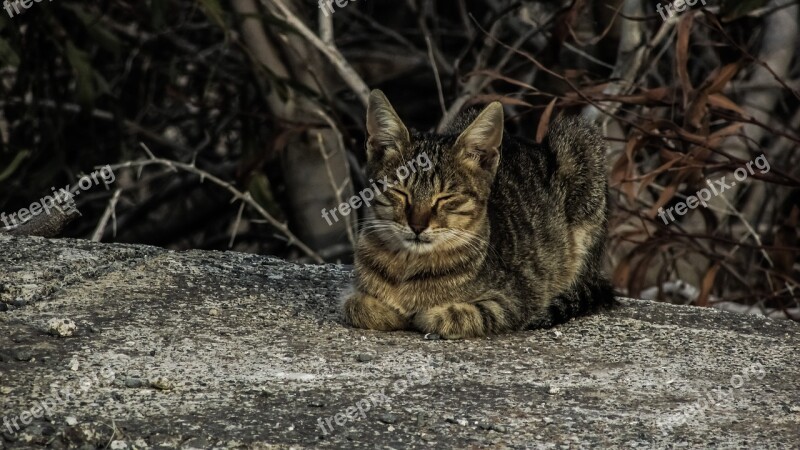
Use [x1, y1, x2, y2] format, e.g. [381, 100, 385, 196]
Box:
[91, 189, 122, 242]
[425, 35, 447, 117]
[229, 198, 247, 248]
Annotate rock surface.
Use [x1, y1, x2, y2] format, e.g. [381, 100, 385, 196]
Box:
[0, 234, 798, 449]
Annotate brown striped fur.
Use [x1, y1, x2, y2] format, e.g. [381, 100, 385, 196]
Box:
[341, 90, 615, 339]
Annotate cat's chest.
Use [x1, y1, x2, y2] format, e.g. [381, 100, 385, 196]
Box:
[366, 260, 478, 313]
[355, 244, 481, 313]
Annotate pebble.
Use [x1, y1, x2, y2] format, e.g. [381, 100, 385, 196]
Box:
[109, 441, 128, 450]
[65, 417, 78, 426]
[13, 349, 32, 361]
[356, 353, 374, 362]
[208, 308, 220, 316]
[150, 377, 174, 390]
[182, 437, 211, 448]
[446, 416, 468, 426]
[47, 318, 77, 337]
[125, 377, 145, 389]
[378, 413, 397, 424]
[491, 424, 507, 433]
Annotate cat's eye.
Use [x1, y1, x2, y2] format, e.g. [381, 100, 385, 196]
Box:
[388, 188, 410, 204]
[432, 194, 455, 210]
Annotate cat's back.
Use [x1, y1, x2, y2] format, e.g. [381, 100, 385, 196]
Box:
[485, 116, 609, 269]
[491, 116, 607, 215]
[498, 116, 605, 184]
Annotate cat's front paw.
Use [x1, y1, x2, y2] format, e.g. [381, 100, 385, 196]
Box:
[413, 303, 488, 339]
[342, 292, 409, 331]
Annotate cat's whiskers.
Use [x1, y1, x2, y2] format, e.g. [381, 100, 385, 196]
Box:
[356, 219, 396, 233]
[452, 233, 484, 256]
[442, 228, 499, 261]
[358, 220, 410, 246]
[358, 226, 395, 238]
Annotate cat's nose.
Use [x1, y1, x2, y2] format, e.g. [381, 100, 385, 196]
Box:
[407, 207, 431, 235]
[409, 222, 427, 235]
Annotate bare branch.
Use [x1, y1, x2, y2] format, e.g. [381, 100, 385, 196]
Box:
[108, 154, 323, 263]
[269, 0, 370, 107]
[91, 189, 123, 242]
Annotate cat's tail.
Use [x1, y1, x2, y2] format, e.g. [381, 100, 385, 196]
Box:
[543, 275, 618, 328]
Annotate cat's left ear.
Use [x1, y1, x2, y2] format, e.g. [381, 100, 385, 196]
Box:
[454, 102, 503, 175]
[366, 89, 410, 162]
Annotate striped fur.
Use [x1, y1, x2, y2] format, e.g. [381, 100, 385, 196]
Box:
[342, 90, 615, 339]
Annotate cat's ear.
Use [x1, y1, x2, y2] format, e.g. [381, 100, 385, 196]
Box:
[366, 89, 410, 161]
[454, 102, 503, 174]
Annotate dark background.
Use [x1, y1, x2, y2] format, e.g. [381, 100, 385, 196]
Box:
[0, 0, 798, 318]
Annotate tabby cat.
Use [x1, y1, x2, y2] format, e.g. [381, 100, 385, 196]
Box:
[341, 89, 615, 339]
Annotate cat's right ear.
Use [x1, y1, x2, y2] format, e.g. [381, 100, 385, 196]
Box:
[454, 102, 503, 176]
[366, 89, 410, 162]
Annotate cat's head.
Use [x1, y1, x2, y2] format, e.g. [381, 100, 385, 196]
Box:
[362, 89, 503, 254]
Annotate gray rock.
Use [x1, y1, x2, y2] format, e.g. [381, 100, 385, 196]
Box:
[124, 377, 145, 388]
[0, 233, 798, 449]
[490, 424, 507, 433]
[446, 416, 469, 426]
[47, 317, 77, 337]
[356, 353, 374, 363]
[12, 349, 32, 361]
[378, 413, 397, 424]
[150, 376, 174, 390]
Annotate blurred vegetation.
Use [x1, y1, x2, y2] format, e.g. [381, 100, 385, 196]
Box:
[0, 0, 798, 318]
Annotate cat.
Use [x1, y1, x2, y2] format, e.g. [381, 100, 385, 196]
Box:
[341, 89, 615, 339]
